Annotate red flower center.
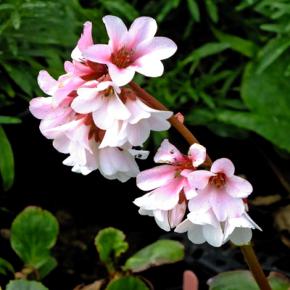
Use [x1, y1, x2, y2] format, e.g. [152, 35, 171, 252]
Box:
[210, 172, 226, 188]
[111, 47, 134, 68]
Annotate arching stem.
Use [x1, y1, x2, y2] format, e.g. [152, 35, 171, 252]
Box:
[130, 81, 272, 290]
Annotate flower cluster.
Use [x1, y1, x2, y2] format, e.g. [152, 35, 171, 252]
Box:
[29, 16, 177, 181]
[134, 139, 261, 247]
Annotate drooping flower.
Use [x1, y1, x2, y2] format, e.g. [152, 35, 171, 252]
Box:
[188, 158, 253, 222]
[30, 71, 148, 182]
[84, 15, 177, 86]
[134, 139, 206, 231]
[175, 210, 261, 247]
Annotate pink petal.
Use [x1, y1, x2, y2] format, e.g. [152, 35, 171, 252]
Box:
[188, 170, 214, 190]
[108, 94, 131, 120]
[78, 21, 93, 51]
[211, 158, 235, 177]
[169, 201, 187, 228]
[126, 99, 151, 124]
[127, 121, 150, 146]
[128, 17, 157, 48]
[83, 44, 112, 64]
[188, 143, 206, 167]
[153, 210, 170, 232]
[136, 36, 177, 60]
[37, 70, 57, 95]
[92, 102, 114, 130]
[153, 139, 184, 164]
[29, 97, 53, 119]
[210, 190, 245, 222]
[225, 175, 253, 198]
[188, 187, 212, 213]
[134, 177, 184, 211]
[137, 164, 177, 191]
[103, 15, 128, 51]
[135, 56, 164, 77]
[108, 65, 135, 86]
[53, 135, 70, 153]
[72, 88, 103, 114]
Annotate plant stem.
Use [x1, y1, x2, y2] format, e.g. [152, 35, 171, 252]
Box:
[241, 245, 272, 290]
[130, 81, 272, 290]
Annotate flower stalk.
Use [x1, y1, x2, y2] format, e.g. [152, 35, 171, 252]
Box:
[130, 81, 272, 290]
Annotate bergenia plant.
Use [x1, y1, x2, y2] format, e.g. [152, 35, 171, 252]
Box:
[30, 15, 276, 290]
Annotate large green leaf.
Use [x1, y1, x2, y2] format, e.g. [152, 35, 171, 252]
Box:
[124, 240, 184, 273]
[95, 227, 128, 273]
[6, 280, 48, 290]
[208, 270, 290, 290]
[11, 207, 59, 269]
[105, 276, 149, 290]
[0, 126, 14, 190]
[238, 51, 290, 152]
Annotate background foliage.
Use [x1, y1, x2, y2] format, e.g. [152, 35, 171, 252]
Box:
[1, 0, 290, 188]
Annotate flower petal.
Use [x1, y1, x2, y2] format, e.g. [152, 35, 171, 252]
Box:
[211, 158, 235, 177]
[103, 15, 128, 50]
[83, 44, 112, 64]
[29, 97, 53, 119]
[135, 56, 164, 77]
[137, 164, 176, 191]
[37, 71, 57, 95]
[188, 143, 206, 167]
[108, 93, 131, 120]
[154, 139, 184, 164]
[188, 170, 214, 190]
[108, 65, 135, 86]
[128, 16, 157, 48]
[202, 224, 224, 247]
[225, 175, 253, 198]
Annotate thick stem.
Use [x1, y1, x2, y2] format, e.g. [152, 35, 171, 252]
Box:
[130, 81, 272, 290]
[241, 245, 272, 290]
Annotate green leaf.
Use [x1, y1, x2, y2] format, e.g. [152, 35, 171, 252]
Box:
[208, 270, 290, 290]
[100, 0, 139, 21]
[157, 0, 181, 22]
[187, 0, 200, 22]
[256, 37, 290, 73]
[95, 227, 128, 273]
[182, 43, 230, 66]
[208, 270, 259, 290]
[11, 10, 21, 30]
[0, 257, 14, 275]
[6, 280, 48, 290]
[2, 63, 35, 95]
[11, 206, 59, 269]
[124, 240, 184, 273]
[0, 116, 21, 124]
[238, 50, 290, 152]
[205, 0, 219, 23]
[105, 276, 149, 290]
[212, 27, 258, 57]
[0, 126, 14, 190]
[268, 272, 290, 290]
[38, 256, 57, 279]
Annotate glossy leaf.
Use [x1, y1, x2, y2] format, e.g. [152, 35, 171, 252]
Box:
[208, 270, 290, 290]
[6, 280, 48, 290]
[11, 207, 59, 269]
[95, 227, 128, 272]
[0, 126, 14, 190]
[124, 240, 184, 273]
[105, 276, 149, 290]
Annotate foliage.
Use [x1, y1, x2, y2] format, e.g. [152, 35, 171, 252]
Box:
[93, 227, 184, 289]
[208, 270, 290, 290]
[0, 206, 59, 287]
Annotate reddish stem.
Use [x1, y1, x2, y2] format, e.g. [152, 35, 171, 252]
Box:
[129, 81, 272, 290]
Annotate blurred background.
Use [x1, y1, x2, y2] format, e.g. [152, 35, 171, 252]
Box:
[0, 0, 290, 289]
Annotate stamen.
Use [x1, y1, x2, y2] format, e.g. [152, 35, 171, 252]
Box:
[111, 47, 134, 68]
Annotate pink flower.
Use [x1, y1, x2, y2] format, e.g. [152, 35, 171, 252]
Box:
[175, 210, 261, 247]
[84, 15, 177, 86]
[188, 158, 253, 222]
[134, 139, 206, 230]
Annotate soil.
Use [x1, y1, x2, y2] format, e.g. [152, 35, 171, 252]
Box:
[0, 113, 289, 290]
